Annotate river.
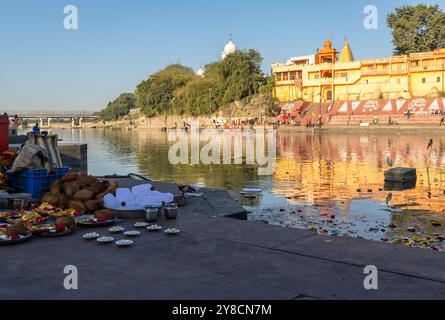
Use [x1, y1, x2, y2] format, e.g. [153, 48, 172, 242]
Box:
[52, 128, 445, 250]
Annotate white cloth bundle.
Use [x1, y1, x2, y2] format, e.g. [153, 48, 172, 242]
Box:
[104, 184, 174, 210]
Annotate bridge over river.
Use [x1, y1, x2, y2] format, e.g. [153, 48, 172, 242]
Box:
[1, 110, 100, 127]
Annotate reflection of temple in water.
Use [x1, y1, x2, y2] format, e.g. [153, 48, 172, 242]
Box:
[274, 132, 445, 213]
[58, 128, 445, 214]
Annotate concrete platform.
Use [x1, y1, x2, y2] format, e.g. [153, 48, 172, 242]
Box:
[1, 192, 444, 300]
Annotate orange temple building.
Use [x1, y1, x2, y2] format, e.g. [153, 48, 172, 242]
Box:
[272, 39, 445, 103]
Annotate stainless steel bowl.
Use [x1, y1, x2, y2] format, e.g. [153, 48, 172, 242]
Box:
[164, 203, 178, 220]
[144, 206, 160, 223]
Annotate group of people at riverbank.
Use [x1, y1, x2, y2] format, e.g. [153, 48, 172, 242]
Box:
[210, 118, 268, 130]
[3, 113, 42, 136]
[2, 113, 22, 136]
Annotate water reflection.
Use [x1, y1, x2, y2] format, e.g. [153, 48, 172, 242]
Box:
[53, 128, 445, 248]
[275, 132, 445, 213]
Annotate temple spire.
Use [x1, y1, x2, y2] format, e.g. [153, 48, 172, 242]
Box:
[339, 38, 355, 63]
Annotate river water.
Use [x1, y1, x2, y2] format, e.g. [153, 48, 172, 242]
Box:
[53, 128, 445, 250]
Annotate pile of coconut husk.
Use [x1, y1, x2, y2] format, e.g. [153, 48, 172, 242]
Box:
[42, 173, 118, 213]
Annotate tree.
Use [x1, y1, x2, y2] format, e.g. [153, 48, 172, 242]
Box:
[120, 50, 268, 118]
[259, 76, 275, 94]
[211, 50, 264, 106]
[173, 77, 218, 116]
[387, 4, 445, 55]
[135, 64, 194, 117]
[99, 93, 135, 121]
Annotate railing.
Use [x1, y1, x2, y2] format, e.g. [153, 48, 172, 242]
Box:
[361, 69, 390, 76]
[391, 56, 407, 62]
[390, 68, 408, 74]
[410, 51, 436, 58]
[361, 58, 391, 65]
[410, 65, 445, 72]
[305, 78, 334, 86]
[305, 63, 334, 72]
[304, 74, 361, 86]
[1, 110, 99, 118]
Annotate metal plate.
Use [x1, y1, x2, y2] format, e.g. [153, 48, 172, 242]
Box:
[35, 228, 75, 238]
[76, 215, 117, 228]
[0, 233, 33, 245]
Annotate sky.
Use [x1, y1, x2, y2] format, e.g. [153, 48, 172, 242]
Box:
[0, 0, 444, 111]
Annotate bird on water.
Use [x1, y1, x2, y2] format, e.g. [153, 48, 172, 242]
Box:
[386, 156, 394, 168]
[427, 139, 433, 150]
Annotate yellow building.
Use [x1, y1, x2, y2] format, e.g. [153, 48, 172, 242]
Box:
[272, 40, 445, 103]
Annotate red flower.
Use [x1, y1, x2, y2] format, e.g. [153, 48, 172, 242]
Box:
[10, 232, 20, 240]
[55, 224, 66, 233]
[73, 210, 82, 217]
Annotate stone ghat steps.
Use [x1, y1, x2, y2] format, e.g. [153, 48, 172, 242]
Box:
[329, 115, 444, 126]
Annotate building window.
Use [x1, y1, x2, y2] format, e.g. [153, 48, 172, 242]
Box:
[397, 79, 401, 84]
[438, 77, 441, 83]
[422, 78, 426, 84]
[276, 73, 282, 82]
[283, 73, 289, 81]
[290, 71, 296, 81]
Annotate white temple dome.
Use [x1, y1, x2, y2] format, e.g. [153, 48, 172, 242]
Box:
[222, 39, 237, 59]
[196, 68, 205, 77]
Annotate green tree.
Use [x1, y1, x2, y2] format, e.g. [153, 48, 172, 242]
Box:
[212, 50, 264, 105]
[119, 50, 268, 118]
[135, 64, 194, 117]
[173, 77, 218, 116]
[259, 76, 275, 94]
[387, 4, 445, 55]
[99, 93, 135, 121]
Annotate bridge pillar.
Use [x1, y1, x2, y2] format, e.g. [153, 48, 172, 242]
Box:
[79, 117, 83, 127]
[47, 118, 52, 127]
[39, 118, 43, 128]
[71, 118, 75, 128]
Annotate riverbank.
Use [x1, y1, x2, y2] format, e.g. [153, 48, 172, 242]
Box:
[278, 124, 445, 133]
[1, 185, 444, 299]
[27, 114, 445, 132]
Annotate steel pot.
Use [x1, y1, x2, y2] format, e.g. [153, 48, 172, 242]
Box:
[144, 206, 160, 223]
[164, 203, 178, 220]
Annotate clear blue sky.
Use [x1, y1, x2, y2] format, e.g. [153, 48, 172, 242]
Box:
[0, 0, 443, 111]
